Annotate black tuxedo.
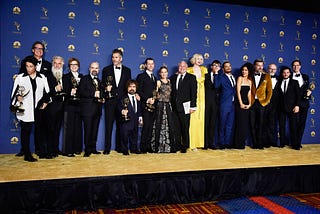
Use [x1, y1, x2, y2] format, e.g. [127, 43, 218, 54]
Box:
[61, 72, 83, 155]
[295, 73, 310, 145]
[45, 71, 66, 156]
[101, 64, 131, 153]
[118, 94, 141, 154]
[19, 55, 52, 76]
[263, 75, 280, 147]
[78, 74, 103, 154]
[204, 72, 219, 149]
[136, 71, 157, 153]
[170, 72, 197, 152]
[275, 78, 301, 149]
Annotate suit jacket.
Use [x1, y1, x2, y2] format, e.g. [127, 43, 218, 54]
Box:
[62, 72, 83, 105]
[298, 73, 310, 109]
[252, 71, 273, 107]
[136, 71, 157, 110]
[101, 64, 131, 99]
[118, 94, 141, 130]
[170, 72, 197, 113]
[214, 73, 236, 109]
[19, 55, 52, 76]
[78, 74, 103, 117]
[276, 78, 301, 113]
[204, 72, 219, 105]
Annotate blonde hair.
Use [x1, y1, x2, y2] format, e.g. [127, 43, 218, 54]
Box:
[190, 53, 203, 65]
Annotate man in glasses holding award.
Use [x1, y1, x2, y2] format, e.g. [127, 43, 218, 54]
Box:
[101, 49, 132, 155]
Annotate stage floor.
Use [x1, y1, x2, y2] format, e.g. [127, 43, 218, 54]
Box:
[1, 144, 320, 183]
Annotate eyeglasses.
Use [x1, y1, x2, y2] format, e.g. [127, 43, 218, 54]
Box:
[212, 64, 220, 67]
[33, 47, 44, 51]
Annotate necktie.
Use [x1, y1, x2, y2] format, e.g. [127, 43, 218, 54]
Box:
[271, 75, 276, 78]
[211, 73, 214, 83]
[177, 74, 183, 90]
[284, 80, 287, 93]
[255, 72, 260, 76]
[115, 66, 120, 69]
[295, 74, 300, 77]
[230, 75, 235, 87]
[37, 60, 42, 64]
[150, 73, 154, 81]
[132, 95, 136, 113]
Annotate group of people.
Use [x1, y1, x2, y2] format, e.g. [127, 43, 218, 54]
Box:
[11, 41, 311, 162]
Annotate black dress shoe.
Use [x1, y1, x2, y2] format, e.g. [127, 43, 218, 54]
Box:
[24, 155, 38, 162]
[67, 154, 75, 157]
[39, 154, 53, 159]
[92, 151, 101, 154]
[103, 150, 110, 155]
[75, 152, 82, 155]
[16, 151, 24, 157]
[123, 151, 129, 155]
[84, 152, 91, 157]
[131, 151, 141, 154]
[180, 149, 187, 153]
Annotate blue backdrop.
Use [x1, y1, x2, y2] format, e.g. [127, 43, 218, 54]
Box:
[1, 0, 319, 153]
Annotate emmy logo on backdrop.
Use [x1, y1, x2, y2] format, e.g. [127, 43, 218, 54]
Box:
[93, 77, 105, 103]
[70, 76, 80, 101]
[145, 90, 157, 112]
[10, 85, 30, 113]
[105, 76, 115, 98]
[122, 97, 130, 122]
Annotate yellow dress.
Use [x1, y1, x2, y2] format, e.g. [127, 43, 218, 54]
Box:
[187, 66, 207, 150]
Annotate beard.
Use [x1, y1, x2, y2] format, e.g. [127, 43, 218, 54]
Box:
[52, 67, 63, 80]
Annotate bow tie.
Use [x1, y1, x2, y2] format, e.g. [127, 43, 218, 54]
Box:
[271, 75, 276, 78]
[295, 74, 301, 77]
[37, 60, 42, 64]
[115, 66, 120, 70]
[254, 73, 260, 76]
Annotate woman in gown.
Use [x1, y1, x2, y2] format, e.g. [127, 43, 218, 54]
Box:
[150, 66, 176, 153]
[233, 62, 255, 149]
[187, 53, 207, 151]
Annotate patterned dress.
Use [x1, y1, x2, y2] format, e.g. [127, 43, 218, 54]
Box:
[151, 80, 176, 153]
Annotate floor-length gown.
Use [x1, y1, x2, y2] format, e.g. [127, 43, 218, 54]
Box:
[187, 66, 207, 150]
[150, 80, 176, 153]
[233, 84, 250, 149]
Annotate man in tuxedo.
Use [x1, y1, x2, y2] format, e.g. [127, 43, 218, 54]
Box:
[276, 66, 300, 149]
[170, 61, 197, 153]
[78, 61, 104, 157]
[118, 80, 142, 155]
[291, 59, 311, 146]
[44, 56, 66, 158]
[263, 63, 280, 147]
[214, 61, 236, 149]
[19, 41, 51, 76]
[136, 57, 157, 153]
[204, 60, 221, 149]
[250, 59, 272, 149]
[101, 49, 132, 154]
[16, 41, 52, 157]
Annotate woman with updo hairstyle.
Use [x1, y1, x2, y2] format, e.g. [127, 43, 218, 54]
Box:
[187, 53, 208, 151]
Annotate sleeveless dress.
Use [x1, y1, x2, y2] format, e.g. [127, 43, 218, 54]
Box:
[187, 66, 207, 150]
[234, 84, 250, 149]
[150, 80, 176, 153]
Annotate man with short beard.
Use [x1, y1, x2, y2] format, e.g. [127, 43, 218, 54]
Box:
[45, 56, 66, 158]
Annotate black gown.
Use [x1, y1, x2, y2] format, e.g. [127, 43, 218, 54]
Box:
[233, 85, 250, 149]
[150, 80, 176, 153]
